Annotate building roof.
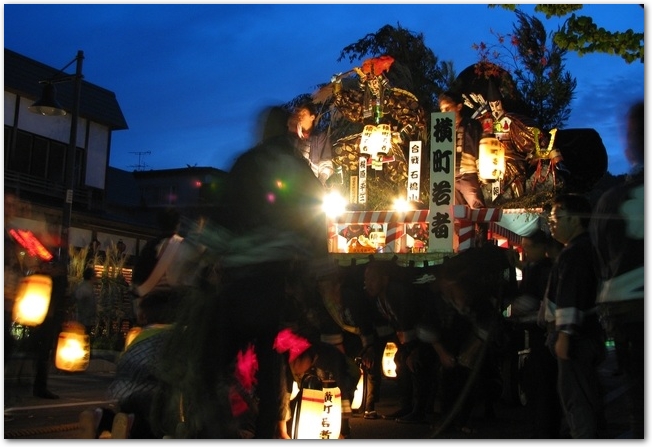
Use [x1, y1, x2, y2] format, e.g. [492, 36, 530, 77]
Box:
[4, 48, 128, 131]
[132, 166, 228, 179]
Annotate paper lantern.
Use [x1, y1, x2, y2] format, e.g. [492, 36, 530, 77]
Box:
[359, 124, 391, 162]
[292, 377, 342, 439]
[382, 342, 398, 378]
[55, 322, 90, 372]
[478, 136, 506, 181]
[351, 366, 366, 411]
[12, 274, 52, 326]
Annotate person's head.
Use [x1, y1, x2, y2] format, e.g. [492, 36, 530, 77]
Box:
[520, 229, 548, 263]
[625, 100, 643, 168]
[438, 90, 464, 125]
[157, 208, 181, 235]
[549, 194, 592, 245]
[292, 103, 318, 135]
[258, 105, 292, 143]
[363, 260, 394, 298]
[82, 267, 96, 282]
[288, 344, 317, 379]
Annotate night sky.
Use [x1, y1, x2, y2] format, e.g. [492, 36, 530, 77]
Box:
[4, 3, 644, 175]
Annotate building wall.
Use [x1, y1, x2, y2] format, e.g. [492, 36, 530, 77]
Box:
[86, 121, 109, 189]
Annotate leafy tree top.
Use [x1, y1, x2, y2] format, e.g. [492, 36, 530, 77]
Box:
[492, 4, 644, 63]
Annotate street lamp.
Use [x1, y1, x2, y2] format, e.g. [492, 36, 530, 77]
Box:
[28, 50, 84, 265]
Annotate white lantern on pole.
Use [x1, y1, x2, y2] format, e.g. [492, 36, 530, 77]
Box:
[478, 136, 506, 181]
[12, 274, 52, 326]
[292, 376, 342, 439]
[55, 322, 90, 372]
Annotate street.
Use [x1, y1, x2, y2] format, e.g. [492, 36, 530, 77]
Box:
[4, 346, 634, 439]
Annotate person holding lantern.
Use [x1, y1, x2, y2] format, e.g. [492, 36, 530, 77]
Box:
[4, 194, 66, 400]
[151, 105, 333, 439]
[274, 328, 359, 439]
[362, 260, 436, 424]
[31, 259, 68, 399]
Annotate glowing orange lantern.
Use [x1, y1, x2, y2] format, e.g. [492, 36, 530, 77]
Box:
[382, 341, 398, 378]
[292, 377, 342, 439]
[12, 274, 52, 326]
[55, 322, 90, 372]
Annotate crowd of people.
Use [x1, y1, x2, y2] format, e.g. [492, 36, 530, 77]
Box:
[4, 98, 643, 440]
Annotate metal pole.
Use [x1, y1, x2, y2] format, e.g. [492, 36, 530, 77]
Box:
[60, 50, 84, 265]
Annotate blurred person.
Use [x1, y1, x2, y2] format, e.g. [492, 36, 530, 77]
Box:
[151, 106, 331, 438]
[4, 194, 66, 400]
[544, 193, 605, 438]
[287, 102, 335, 187]
[419, 271, 499, 435]
[131, 207, 184, 325]
[509, 229, 565, 438]
[589, 100, 644, 439]
[107, 292, 175, 438]
[31, 259, 69, 399]
[81, 291, 175, 438]
[74, 267, 98, 336]
[320, 263, 386, 420]
[363, 260, 435, 424]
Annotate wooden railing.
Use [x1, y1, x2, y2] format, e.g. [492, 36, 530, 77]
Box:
[4, 169, 93, 208]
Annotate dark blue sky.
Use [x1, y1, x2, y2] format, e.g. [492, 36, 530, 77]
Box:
[4, 4, 644, 175]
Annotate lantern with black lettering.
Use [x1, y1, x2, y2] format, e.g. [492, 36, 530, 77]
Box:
[292, 374, 342, 439]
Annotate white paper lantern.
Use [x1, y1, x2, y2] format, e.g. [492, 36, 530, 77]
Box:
[292, 379, 342, 439]
[478, 136, 506, 181]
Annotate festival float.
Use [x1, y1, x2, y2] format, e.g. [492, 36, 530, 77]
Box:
[315, 55, 607, 265]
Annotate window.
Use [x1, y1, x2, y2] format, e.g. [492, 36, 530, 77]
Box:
[6, 128, 81, 186]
